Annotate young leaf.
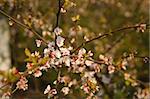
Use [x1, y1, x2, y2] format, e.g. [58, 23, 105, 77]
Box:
[25, 48, 31, 57]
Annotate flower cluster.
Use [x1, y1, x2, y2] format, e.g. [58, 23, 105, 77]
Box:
[15, 26, 146, 98]
[0, 0, 148, 97]
[134, 88, 150, 99]
[0, 23, 148, 98]
[44, 85, 57, 98]
[16, 76, 28, 91]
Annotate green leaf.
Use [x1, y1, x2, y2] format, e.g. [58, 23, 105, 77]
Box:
[125, 80, 130, 86]
[25, 48, 31, 57]
[39, 57, 49, 65]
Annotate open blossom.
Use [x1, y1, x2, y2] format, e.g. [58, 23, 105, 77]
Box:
[42, 30, 51, 37]
[60, 48, 70, 56]
[121, 60, 128, 70]
[83, 71, 95, 78]
[53, 50, 61, 58]
[78, 66, 86, 73]
[26, 63, 34, 74]
[59, 76, 71, 84]
[60, 7, 67, 13]
[99, 54, 105, 60]
[40, 61, 51, 71]
[44, 48, 50, 56]
[85, 60, 93, 66]
[33, 69, 42, 77]
[83, 72, 97, 84]
[78, 48, 86, 57]
[61, 87, 70, 95]
[11, 67, 19, 75]
[54, 27, 62, 35]
[87, 51, 93, 57]
[135, 88, 150, 99]
[35, 39, 42, 47]
[63, 56, 71, 66]
[2, 91, 11, 99]
[81, 83, 90, 94]
[136, 24, 146, 32]
[26, 63, 33, 70]
[16, 76, 28, 91]
[75, 58, 84, 65]
[56, 36, 65, 47]
[108, 65, 115, 74]
[92, 63, 101, 72]
[99, 54, 112, 65]
[48, 41, 55, 51]
[44, 85, 57, 97]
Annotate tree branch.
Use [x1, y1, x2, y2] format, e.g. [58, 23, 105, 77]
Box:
[53, 0, 63, 49]
[104, 33, 125, 54]
[71, 24, 149, 54]
[53, 0, 62, 31]
[0, 9, 48, 44]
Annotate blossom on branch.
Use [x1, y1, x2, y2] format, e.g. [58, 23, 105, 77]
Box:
[56, 36, 65, 47]
[44, 85, 57, 98]
[61, 87, 70, 95]
[16, 76, 28, 91]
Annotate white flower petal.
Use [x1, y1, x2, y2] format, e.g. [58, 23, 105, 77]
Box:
[63, 56, 71, 66]
[56, 36, 65, 47]
[85, 60, 93, 66]
[54, 50, 61, 58]
[54, 27, 62, 35]
[44, 85, 51, 94]
[36, 39, 42, 47]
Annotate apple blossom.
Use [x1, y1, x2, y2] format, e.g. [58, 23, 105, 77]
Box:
[35, 39, 42, 47]
[33, 69, 42, 77]
[16, 76, 28, 91]
[56, 36, 65, 47]
[54, 27, 62, 35]
[108, 65, 115, 74]
[61, 87, 70, 95]
[44, 85, 57, 97]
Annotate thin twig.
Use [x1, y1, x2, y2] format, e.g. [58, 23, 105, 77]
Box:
[11, 88, 18, 94]
[0, 9, 48, 44]
[0, 83, 9, 90]
[54, 0, 62, 30]
[88, 57, 148, 88]
[71, 24, 149, 54]
[53, 0, 63, 49]
[104, 33, 125, 53]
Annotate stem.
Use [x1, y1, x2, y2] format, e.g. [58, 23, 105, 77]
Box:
[53, 0, 63, 49]
[11, 88, 18, 94]
[71, 24, 150, 54]
[53, 0, 62, 31]
[104, 33, 125, 53]
[0, 9, 48, 44]
[0, 83, 9, 90]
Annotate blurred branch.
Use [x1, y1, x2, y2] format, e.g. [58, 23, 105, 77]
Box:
[94, 74, 112, 98]
[0, 83, 9, 90]
[0, 9, 48, 44]
[71, 23, 150, 54]
[122, 53, 150, 63]
[53, 0, 62, 30]
[53, 0, 63, 48]
[86, 64, 112, 97]
[89, 57, 149, 88]
[104, 33, 125, 54]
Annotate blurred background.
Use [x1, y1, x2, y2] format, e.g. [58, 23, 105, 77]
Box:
[0, 0, 149, 98]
